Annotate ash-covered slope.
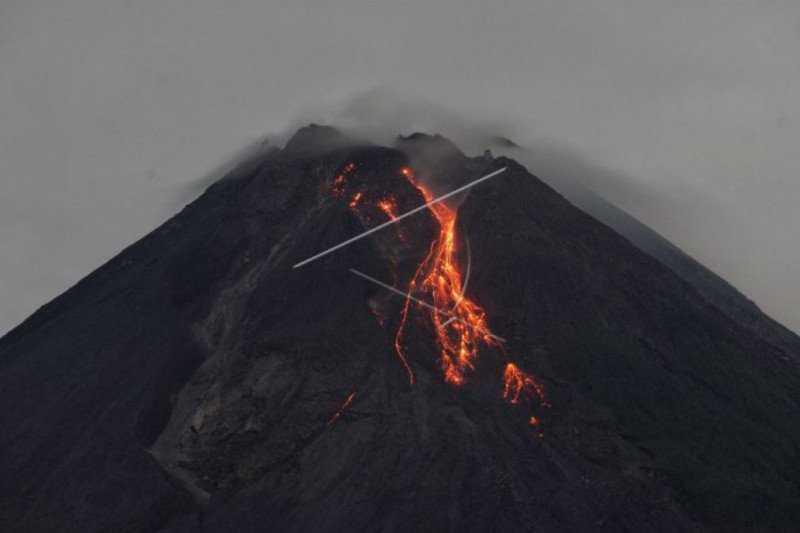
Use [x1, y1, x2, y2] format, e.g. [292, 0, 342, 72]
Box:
[1, 126, 799, 533]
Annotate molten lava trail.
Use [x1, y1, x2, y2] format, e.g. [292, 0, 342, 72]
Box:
[293, 167, 506, 268]
[503, 363, 549, 407]
[327, 162, 549, 421]
[349, 269, 505, 342]
[327, 391, 357, 426]
[396, 167, 529, 388]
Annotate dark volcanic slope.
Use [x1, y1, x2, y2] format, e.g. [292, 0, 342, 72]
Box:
[1, 126, 799, 533]
[540, 177, 800, 359]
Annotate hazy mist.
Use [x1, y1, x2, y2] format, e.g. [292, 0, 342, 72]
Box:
[1, 0, 798, 334]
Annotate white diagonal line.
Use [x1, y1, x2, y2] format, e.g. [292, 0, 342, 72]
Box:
[292, 167, 507, 268]
[349, 268, 505, 343]
[441, 238, 470, 328]
[349, 268, 443, 314]
[449, 235, 471, 313]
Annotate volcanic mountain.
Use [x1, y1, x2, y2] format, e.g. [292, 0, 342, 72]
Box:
[1, 126, 799, 532]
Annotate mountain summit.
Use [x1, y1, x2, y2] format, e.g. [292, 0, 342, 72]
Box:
[1, 126, 798, 532]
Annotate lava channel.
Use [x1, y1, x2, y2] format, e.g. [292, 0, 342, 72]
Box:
[332, 162, 549, 419]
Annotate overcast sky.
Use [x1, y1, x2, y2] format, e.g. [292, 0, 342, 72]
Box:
[1, 0, 798, 335]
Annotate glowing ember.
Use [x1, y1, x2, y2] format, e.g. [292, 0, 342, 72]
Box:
[327, 391, 357, 426]
[502, 362, 549, 407]
[377, 197, 399, 221]
[349, 192, 363, 209]
[332, 162, 357, 195]
[528, 415, 540, 426]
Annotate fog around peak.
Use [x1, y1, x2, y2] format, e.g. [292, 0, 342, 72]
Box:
[1, 0, 798, 335]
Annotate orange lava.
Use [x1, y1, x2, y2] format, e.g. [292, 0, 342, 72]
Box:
[331, 163, 550, 425]
[327, 391, 357, 426]
[349, 191, 363, 209]
[377, 197, 399, 220]
[503, 362, 549, 407]
[332, 162, 357, 195]
[396, 167, 501, 386]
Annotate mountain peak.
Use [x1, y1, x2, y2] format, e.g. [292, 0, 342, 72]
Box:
[283, 123, 352, 154]
[395, 131, 465, 158]
[1, 127, 799, 532]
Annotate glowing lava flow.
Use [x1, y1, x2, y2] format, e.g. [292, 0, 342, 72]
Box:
[332, 162, 356, 195]
[502, 362, 549, 407]
[327, 391, 357, 426]
[396, 167, 509, 386]
[377, 198, 399, 220]
[348, 192, 363, 209]
[330, 162, 549, 421]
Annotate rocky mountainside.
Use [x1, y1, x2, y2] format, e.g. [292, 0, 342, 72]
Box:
[1, 126, 798, 532]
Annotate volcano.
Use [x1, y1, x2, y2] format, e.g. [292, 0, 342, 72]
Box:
[1, 125, 799, 532]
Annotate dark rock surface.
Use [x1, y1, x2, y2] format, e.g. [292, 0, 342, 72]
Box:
[542, 178, 800, 359]
[1, 125, 798, 532]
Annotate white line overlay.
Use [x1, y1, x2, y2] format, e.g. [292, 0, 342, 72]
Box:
[292, 167, 507, 268]
[349, 268, 505, 343]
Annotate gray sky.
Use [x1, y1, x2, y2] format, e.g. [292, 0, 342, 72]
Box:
[1, 0, 798, 335]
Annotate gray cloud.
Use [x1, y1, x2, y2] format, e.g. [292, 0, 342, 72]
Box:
[1, 0, 798, 335]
